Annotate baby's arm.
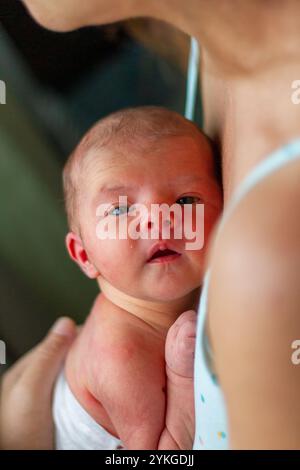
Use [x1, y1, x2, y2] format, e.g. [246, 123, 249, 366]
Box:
[90, 327, 166, 449]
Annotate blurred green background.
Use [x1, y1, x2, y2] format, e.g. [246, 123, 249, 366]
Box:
[0, 0, 201, 369]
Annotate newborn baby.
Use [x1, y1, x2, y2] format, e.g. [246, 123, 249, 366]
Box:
[53, 106, 222, 450]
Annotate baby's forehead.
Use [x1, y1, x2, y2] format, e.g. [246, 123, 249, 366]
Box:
[79, 145, 139, 183]
[83, 130, 210, 166]
[77, 132, 213, 193]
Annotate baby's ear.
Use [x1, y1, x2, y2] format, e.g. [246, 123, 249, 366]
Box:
[65, 232, 99, 279]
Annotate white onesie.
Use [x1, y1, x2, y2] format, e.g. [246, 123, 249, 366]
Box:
[53, 371, 125, 450]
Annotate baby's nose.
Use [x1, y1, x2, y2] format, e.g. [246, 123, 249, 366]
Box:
[139, 206, 174, 237]
[146, 219, 153, 230]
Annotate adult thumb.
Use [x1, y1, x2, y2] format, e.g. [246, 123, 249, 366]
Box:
[22, 317, 76, 396]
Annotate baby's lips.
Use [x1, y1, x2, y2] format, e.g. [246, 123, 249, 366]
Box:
[146, 241, 181, 262]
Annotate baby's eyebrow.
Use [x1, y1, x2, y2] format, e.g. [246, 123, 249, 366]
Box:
[92, 176, 206, 204]
[174, 175, 206, 185]
[98, 184, 134, 193]
[92, 184, 136, 205]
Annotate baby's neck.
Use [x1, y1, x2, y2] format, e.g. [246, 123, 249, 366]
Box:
[97, 276, 200, 334]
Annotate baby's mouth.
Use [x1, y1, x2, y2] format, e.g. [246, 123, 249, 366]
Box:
[147, 244, 182, 264]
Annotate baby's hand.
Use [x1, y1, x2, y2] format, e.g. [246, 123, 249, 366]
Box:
[165, 310, 196, 378]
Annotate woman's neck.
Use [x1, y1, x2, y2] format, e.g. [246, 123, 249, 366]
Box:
[97, 275, 200, 333]
[202, 58, 300, 202]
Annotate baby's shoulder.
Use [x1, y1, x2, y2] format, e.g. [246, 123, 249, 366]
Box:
[71, 294, 165, 402]
[83, 295, 157, 358]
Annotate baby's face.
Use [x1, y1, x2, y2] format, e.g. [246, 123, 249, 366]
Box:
[78, 135, 222, 302]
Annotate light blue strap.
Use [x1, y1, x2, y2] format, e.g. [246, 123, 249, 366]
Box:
[221, 138, 300, 231]
[185, 37, 200, 121]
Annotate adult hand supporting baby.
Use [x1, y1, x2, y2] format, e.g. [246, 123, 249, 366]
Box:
[159, 310, 196, 450]
[0, 312, 195, 450]
[0, 317, 76, 450]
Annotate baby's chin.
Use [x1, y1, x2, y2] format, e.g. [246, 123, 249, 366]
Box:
[141, 265, 203, 302]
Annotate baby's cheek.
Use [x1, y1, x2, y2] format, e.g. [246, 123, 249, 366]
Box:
[181, 206, 205, 251]
[205, 203, 222, 233]
[94, 239, 135, 282]
[191, 250, 205, 277]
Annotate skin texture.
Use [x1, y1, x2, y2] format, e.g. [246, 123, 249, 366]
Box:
[17, 0, 300, 448]
[64, 131, 222, 449]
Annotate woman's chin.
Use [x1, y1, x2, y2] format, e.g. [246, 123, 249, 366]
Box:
[22, 1, 83, 32]
[22, 1, 132, 32]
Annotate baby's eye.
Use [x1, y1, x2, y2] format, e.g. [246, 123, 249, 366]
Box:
[176, 196, 201, 205]
[108, 205, 131, 216]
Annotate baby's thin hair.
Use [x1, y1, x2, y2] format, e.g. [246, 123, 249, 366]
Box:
[63, 106, 209, 232]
